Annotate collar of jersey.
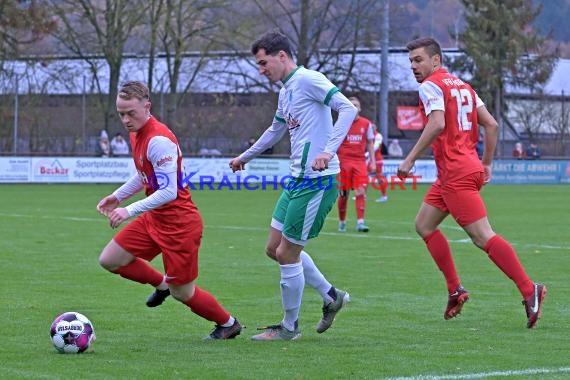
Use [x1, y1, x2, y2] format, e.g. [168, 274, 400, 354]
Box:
[282, 65, 304, 85]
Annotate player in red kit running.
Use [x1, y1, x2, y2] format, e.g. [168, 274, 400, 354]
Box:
[398, 38, 546, 328]
[337, 96, 375, 232]
[96, 81, 241, 340]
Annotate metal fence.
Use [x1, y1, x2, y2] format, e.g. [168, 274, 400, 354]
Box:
[1, 90, 568, 159]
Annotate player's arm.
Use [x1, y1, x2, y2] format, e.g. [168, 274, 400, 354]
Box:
[113, 174, 144, 202]
[398, 82, 445, 177]
[373, 130, 383, 152]
[312, 92, 357, 171]
[366, 123, 376, 170]
[106, 137, 178, 228]
[323, 92, 357, 158]
[230, 117, 287, 172]
[96, 173, 143, 216]
[477, 105, 498, 166]
[125, 136, 179, 216]
[476, 100, 498, 183]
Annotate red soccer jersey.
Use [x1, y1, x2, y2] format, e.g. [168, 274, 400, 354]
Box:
[337, 116, 373, 162]
[130, 116, 198, 219]
[419, 68, 483, 183]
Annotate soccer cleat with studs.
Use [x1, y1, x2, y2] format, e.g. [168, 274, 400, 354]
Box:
[251, 322, 301, 341]
[523, 283, 546, 329]
[316, 288, 350, 333]
[205, 319, 242, 340]
[146, 288, 170, 307]
[444, 285, 470, 320]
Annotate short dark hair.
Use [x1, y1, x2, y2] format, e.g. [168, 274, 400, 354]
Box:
[251, 30, 293, 58]
[406, 37, 442, 60]
[118, 81, 150, 102]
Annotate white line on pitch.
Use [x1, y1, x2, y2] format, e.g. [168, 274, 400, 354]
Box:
[1, 213, 568, 251]
[385, 366, 570, 380]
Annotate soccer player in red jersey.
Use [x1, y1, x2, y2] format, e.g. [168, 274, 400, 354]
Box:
[398, 38, 546, 328]
[96, 81, 241, 340]
[336, 96, 376, 232]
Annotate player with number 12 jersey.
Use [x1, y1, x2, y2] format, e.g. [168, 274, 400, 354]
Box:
[418, 68, 484, 184]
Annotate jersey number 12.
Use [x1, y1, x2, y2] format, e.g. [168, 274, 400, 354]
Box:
[450, 88, 473, 132]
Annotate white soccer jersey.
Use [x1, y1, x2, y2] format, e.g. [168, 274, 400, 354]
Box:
[274, 66, 356, 178]
[240, 66, 356, 178]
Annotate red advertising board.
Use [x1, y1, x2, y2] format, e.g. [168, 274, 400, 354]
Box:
[397, 106, 424, 130]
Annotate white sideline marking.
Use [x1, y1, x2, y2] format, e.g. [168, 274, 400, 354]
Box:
[386, 366, 570, 380]
[1, 212, 569, 251]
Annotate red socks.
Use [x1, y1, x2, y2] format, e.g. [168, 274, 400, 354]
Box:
[423, 230, 534, 299]
[113, 261, 231, 325]
[423, 230, 460, 293]
[355, 194, 365, 220]
[184, 286, 230, 325]
[112, 258, 163, 287]
[338, 194, 347, 221]
[485, 235, 534, 299]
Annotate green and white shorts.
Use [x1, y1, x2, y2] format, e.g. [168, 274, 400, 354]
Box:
[271, 175, 339, 245]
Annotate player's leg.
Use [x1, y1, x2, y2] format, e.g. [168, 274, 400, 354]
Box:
[99, 215, 167, 306]
[169, 281, 241, 340]
[252, 176, 347, 339]
[294, 176, 350, 333]
[453, 173, 545, 328]
[252, 233, 304, 341]
[337, 163, 351, 232]
[267, 187, 335, 304]
[160, 220, 241, 339]
[353, 160, 369, 232]
[418, 182, 468, 319]
[375, 162, 388, 202]
[273, 228, 346, 330]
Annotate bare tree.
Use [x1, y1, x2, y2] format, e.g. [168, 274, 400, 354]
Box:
[208, 0, 385, 93]
[508, 97, 550, 141]
[0, 0, 56, 60]
[550, 94, 570, 156]
[48, 0, 148, 131]
[145, 0, 165, 90]
[155, 0, 228, 126]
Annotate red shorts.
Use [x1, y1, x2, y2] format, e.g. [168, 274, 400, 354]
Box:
[424, 171, 487, 226]
[114, 211, 203, 285]
[338, 159, 368, 190]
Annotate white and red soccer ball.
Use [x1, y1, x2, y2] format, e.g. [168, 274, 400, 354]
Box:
[50, 312, 96, 354]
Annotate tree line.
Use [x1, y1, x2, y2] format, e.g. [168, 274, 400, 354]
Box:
[0, 0, 562, 154]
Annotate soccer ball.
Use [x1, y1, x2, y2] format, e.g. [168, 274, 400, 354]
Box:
[50, 312, 96, 354]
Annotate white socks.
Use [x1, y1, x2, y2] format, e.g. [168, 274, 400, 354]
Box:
[300, 251, 334, 304]
[279, 262, 304, 331]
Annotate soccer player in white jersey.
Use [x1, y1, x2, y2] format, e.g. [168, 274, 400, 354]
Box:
[229, 31, 357, 341]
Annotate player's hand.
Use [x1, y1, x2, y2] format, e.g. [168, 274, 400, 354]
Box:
[97, 195, 120, 217]
[367, 160, 376, 174]
[483, 164, 492, 184]
[311, 152, 333, 171]
[229, 157, 246, 172]
[107, 207, 130, 229]
[397, 159, 414, 178]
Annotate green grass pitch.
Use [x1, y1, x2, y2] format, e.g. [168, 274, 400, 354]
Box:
[1, 183, 569, 379]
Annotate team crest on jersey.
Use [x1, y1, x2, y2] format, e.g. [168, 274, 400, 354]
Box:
[360, 127, 365, 134]
[285, 112, 301, 131]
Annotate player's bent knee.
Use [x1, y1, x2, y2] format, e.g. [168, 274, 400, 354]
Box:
[98, 253, 118, 271]
[170, 283, 195, 302]
[265, 245, 278, 261]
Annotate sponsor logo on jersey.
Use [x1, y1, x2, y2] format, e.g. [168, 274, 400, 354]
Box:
[156, 155, 173, 167]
